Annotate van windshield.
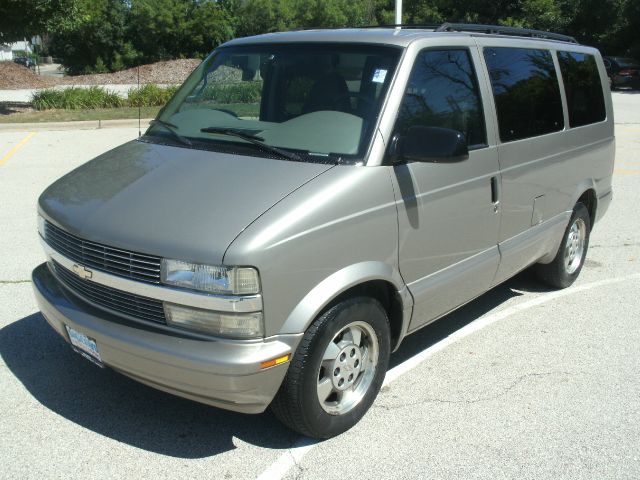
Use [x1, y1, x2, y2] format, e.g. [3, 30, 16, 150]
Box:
[146, 43, 401, 163]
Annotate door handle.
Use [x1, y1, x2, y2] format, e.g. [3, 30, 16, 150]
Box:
[491, 176, 500, 213]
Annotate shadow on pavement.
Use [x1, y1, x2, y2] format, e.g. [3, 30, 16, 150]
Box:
[0, 313, 296, 458]
[389, 269, 548, 368]
[0, 269, 548, 458]
[0, 101, 32, 116]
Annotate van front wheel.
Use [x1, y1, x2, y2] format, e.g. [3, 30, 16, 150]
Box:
[536, 202, 591, 288]
[270, 297, 390, 439]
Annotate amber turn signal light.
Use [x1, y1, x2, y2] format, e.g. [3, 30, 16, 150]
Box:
[260, 354, 291, 369]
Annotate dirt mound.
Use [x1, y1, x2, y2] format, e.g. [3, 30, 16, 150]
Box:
[0, 61, 58, 89]
[0, 59, 201, 90]
[62, 59, 201, 86]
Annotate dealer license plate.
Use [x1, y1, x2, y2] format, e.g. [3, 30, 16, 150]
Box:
[65, 325, 103, 367]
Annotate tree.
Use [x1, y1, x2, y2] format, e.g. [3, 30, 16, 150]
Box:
[0, 0, 79, 43]
[48, 0, 133, 74]
[234, 0, 387, 37]
[0, 0, 49, 43]
[4, 0, 638, 75]
[128, 0, 233, 62]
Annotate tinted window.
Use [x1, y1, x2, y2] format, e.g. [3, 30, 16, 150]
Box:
[484, 48, 564, 142]
[395, 49, 486, 147]
[558, 52, 606, 127]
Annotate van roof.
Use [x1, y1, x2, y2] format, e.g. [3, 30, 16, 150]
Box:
[223, 24, 579, 49]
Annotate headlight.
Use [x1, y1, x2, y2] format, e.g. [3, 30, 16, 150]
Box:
[161, 259, 260, 295]
[164, 303, 264, 338]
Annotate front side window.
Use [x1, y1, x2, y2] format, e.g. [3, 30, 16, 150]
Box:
[146, 44, 401, 163]
[394, 49, 487, 147]
[558, 51, 606, 127]
[484, 47, 564, 142]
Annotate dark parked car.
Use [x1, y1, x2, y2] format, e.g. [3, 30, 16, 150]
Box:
[13, 56, 35, 69]
[603, 56, 640, 89]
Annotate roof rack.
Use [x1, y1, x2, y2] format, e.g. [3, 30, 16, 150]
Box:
[292, 23, 579, 44]
[435, 23, 578, 44]
[291, 24, 440, 32]
[354, 24, 441, 30]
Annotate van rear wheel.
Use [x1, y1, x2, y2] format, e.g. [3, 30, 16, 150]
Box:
[536, 202, 591, 288]
[270, 297, 390, 439]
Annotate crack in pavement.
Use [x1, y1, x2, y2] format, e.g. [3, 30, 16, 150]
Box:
[292, 462, 306, 480]
[375, 371, 574, 411]
[276, 436, 314, 480]
[0, 279, 31, 284]
[590, 242, 640, 249]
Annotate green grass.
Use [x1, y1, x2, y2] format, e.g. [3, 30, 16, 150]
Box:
[181, 102, 260, 118]
[0, 106, 162, 123]
[0, 103, 261, 123]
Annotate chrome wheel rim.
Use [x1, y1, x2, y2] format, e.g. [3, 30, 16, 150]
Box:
[317, 321, 379, 415]
[564, 217, 586, 274]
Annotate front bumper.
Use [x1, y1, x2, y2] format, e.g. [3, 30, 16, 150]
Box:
[32, 262, 302, 413]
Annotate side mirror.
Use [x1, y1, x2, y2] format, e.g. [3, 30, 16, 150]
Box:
[390, 126, 469, 164]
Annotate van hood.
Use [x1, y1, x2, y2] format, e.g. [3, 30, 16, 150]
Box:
[39, 140, 333, 265]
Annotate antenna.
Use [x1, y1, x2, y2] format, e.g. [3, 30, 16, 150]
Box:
[137, 64, 141, 137]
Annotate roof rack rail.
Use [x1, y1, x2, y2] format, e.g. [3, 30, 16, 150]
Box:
[290, 23, 579, 44]
[290, 24, 440, 31]
[435, 23, 578, 44]
[356, 24, 441, 30]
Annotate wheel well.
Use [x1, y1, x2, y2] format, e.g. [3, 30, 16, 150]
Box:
[577, 189, 597, 227]
[324, 280, 404, 351]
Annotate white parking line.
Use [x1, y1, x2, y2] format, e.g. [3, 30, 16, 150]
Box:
[256, 272, 640, 480]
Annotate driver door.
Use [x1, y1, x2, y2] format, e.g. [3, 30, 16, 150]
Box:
[389, 47, 502, 331]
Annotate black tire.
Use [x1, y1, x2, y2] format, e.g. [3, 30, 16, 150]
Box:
[535, 202, 591, 289]
[270, 297, 390, 439]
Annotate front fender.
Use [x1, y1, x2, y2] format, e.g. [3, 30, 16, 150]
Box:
[279, 261, 411, 335]
[223, 165, 403, 338]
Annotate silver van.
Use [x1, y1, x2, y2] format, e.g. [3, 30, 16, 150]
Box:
[32, 24, 614, 439]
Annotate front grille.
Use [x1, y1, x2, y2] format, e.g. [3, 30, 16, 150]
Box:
[44, 221, 161, 284]
[53, 261, 167, 324]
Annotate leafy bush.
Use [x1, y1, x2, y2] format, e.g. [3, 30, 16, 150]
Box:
[127, 84, 179, 107]
[91, 57, 110, 74]
[32, 87, 124, 110]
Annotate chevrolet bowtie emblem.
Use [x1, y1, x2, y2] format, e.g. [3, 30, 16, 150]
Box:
[72, 264, 93, 280]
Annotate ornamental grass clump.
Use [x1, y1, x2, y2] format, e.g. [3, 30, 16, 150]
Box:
[32, 87, 124, 110]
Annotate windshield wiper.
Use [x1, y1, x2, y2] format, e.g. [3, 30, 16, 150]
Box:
[200, 127, 302, 162]
[148, 119, 192, 146]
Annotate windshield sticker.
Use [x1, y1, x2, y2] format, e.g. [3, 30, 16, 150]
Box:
[372, 69, 387, 84]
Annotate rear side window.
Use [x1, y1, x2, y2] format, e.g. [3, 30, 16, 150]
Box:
[557, 52, 606, 127]
[484, 47, 564, 142]
[395, 49, 487, 147]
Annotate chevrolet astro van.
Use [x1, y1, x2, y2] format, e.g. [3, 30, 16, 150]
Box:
[32, 24, 614, 439]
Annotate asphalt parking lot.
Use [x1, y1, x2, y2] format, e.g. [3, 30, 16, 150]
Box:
[1, 92, 639, 480]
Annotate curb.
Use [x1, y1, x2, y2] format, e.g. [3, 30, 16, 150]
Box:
[0, 118, 154, 132]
